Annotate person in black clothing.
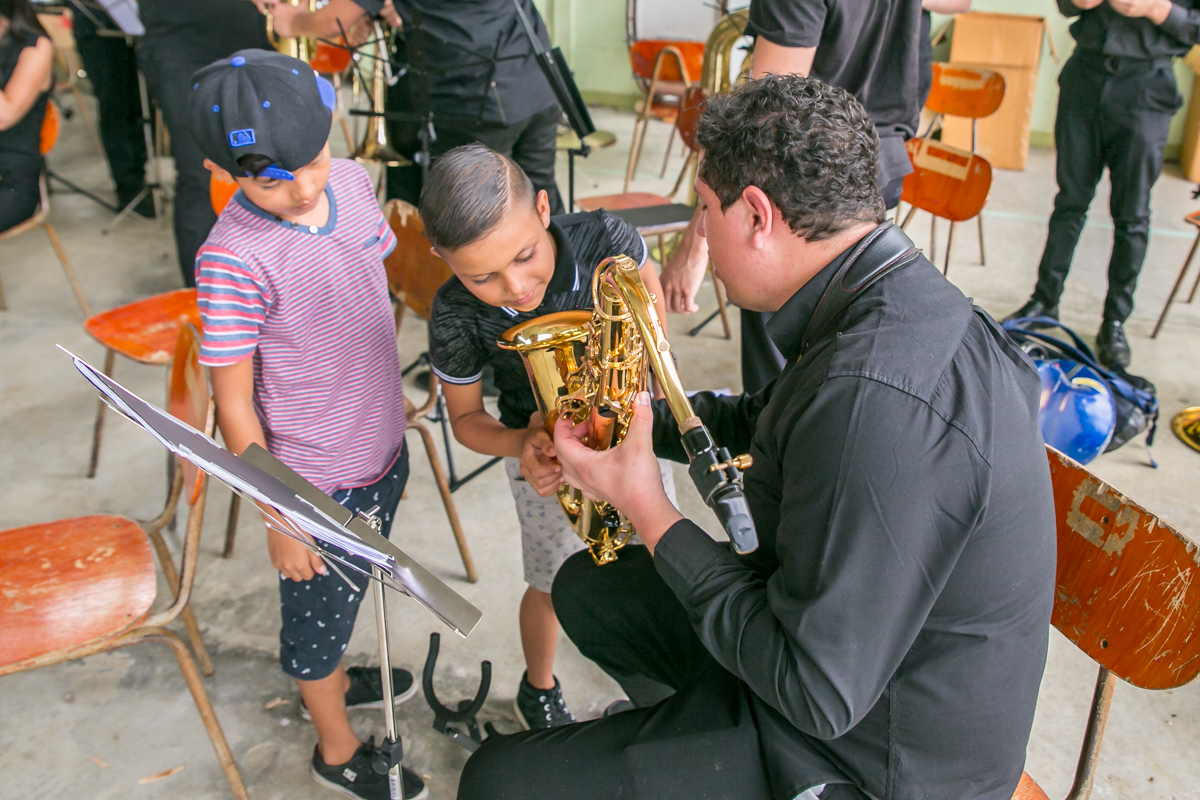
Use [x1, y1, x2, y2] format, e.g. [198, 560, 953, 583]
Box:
[1006, 0, 1200, 369]
[0, 0, 51, 232]
[660, 0, 924, 395]
[137, 0, 272, 286]
[456, 76, 1056, 800]
[265, 0, 564, 214]
[70, 3, 151, 218]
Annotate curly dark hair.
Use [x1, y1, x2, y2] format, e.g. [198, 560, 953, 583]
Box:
[696, 75, 885, 241]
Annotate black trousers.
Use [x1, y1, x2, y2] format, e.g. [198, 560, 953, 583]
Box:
[457, 546, 775, 800]
[137, 28, 269, 287]
[1032, 51, 1179, 323]
[739, 179, 903, 394]
[73, 12, 147, 205]
[385, 103, 564, 215]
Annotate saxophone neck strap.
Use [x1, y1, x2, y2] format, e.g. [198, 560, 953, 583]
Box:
[799, 220, 920, 357]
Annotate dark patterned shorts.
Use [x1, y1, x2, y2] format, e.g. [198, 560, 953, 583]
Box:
[278, 442, 409, 680]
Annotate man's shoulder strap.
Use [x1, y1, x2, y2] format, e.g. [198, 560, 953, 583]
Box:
[800, 221, 920, 356]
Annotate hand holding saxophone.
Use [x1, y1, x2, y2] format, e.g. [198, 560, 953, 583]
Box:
[519, 412, 563, 498]
[554, 392, 684, 554]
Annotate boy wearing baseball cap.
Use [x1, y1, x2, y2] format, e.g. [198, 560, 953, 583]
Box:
[190, 49, 425, 800]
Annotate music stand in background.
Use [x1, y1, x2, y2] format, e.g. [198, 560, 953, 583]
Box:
[64, 348, 483, 800]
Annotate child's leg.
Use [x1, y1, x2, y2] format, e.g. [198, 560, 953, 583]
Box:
[300, 663, 358, 764]
[520, 586, 560, 690]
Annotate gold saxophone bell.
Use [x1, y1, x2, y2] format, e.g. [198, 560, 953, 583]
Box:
[353, 21, 409, 167]
[1174, 407, 1200, 454]
[499, 256, 756, 565]
[265, 0, 318, 64]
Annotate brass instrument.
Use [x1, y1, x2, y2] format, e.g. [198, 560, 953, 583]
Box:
[265, 0, 318, 64]
[353, 21, 408, 166]
[701, 9, 751, 96]
[1174, 407, 1200, 454]
[499, 256, 757, 565]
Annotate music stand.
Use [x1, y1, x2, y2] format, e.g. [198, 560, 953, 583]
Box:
[63, 348, 483, 800]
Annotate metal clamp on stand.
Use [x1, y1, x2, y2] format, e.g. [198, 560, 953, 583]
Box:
[422, 632, 492, 752]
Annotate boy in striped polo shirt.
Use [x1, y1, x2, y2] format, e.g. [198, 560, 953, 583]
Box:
[189, 50, 426, 800]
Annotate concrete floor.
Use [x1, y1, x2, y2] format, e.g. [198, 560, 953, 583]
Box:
[2, 102, 1200, 800]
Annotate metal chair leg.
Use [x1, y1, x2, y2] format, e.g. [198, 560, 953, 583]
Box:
[900, 205, 917, 231]
[87, 348, 116, 478]
[0, 271, 7, 310]
[624, 115, 650, 192]
[223, 494, 240, 559]
[145, 527, 215, 676]
[1151, 230, 1200, 339]
[977, 214, 986, 266]
[930, 216, 937, 266]
[1188, 257, 1200, 304]
[41, 222, 91, 317]
[132, 628, 250, 800]
[659, 123, 676, 178]
[415, 421, 478, 583]
[944, 221, 957, 276]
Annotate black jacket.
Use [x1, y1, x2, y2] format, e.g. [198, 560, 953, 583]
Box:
[651, 230, 1056, 800]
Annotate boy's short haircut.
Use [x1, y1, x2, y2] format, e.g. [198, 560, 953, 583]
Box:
[420, 144, 537, 251]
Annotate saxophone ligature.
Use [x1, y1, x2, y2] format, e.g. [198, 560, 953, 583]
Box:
[498, 256, 758, 565]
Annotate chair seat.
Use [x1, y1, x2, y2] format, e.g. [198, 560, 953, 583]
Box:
[577, 193, 673, 213]
[84, 289, 202, 365]
[1011, 772, 1049, 800]
[0, 515, 157, 673]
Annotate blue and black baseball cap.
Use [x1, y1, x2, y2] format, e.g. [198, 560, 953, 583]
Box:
[189, 49, 336, 182]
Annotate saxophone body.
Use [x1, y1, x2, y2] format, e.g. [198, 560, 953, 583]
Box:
[265, 0, 318, 65]
[498, 256, 758, 565]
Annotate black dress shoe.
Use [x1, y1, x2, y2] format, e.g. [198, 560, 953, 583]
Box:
[1096, 319, 1131, 370]
[1002, 298, 1060, 328]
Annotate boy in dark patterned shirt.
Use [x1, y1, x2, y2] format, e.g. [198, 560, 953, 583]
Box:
[423, 144, 677, 729]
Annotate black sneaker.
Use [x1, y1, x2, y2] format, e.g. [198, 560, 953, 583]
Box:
[514, 672, 576, 730]
[311, 739, 428, 800]
[301, 666, 417, 722]
[1096, 318, 1132, 370]
[1003, 297, 1059, 329]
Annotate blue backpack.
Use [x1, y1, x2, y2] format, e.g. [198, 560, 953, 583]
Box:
[1002, 317, 1159, 467]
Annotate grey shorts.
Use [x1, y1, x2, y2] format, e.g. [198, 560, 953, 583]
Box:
[505, 457, 678, 593]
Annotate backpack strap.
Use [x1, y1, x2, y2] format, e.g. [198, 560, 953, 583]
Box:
[800, 221, 920, 357]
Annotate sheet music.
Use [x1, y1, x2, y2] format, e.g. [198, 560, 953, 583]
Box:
[62, 347, 482, 637]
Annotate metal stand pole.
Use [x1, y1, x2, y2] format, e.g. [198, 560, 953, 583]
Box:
[371, 564, 403, 800]
[104, 65, 164, 235]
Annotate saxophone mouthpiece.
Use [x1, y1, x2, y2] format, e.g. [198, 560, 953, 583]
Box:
[681, 426, 759, 555]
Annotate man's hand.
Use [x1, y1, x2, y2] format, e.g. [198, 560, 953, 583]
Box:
[519, 413, 563, 497]
[554, 392, 683, 552]
[1071, 0, 1105, 8]
[1109, 0, 1173, 22]
[266, 519, 328, 582]
[660, 210, 709, 314]
[380, 0, 402, 27]
[259, 0, 304, 36]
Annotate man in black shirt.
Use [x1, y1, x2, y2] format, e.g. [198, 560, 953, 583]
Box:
[1006, 0, 1200, 369]
[138, 0, 271, 286]
[660, 0, 923, 396]
[457, 76, 1055, 800]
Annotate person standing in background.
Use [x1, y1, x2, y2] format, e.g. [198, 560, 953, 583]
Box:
[0, 0, 52, 232]
[1006, 0, 1200, 370]
[136, 0, 272, 287]
[71, 3, 152, 218]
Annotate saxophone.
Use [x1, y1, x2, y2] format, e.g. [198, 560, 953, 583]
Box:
[498, 256, 758, 565]
[265, 0, 318, 65]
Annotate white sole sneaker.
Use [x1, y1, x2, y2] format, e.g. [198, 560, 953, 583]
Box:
[310, 763, 429, 800]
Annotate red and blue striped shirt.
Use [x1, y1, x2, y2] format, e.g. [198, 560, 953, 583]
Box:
[196, 159, 405, 493]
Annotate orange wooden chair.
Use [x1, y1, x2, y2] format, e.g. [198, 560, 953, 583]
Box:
[623, 40, 704, 192]
[381, 199, 479, 582]
[898, 137, 992, 276]
[917, 63, 1005, 266]
[0, 325, 249, 800]
[1150, 209, 1200, 339]
[1013, 447, 1200, 800]
[0, 102, 91, 316]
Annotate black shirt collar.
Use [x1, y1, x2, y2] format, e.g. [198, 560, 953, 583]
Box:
[765, 240, 857, 363]
[545, 219, 580, 295]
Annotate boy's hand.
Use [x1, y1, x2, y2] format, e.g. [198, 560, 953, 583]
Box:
[265, 516, 328, 582]
[519, 412, 563, 497]
[259, 1, 304, 36]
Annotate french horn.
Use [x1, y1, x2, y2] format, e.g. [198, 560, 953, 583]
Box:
[499, 256, 758, 565]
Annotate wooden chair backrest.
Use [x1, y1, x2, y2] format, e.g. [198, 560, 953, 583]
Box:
[40, 101, 59, 155]
[925, 63, 1006, 119]
[900, 137, 992, 222]
[210, 173, 239, 216]
[310, 38, 352, 74]
[381, 199, 452, 321]
[166, 324, 209, 506]
[630, 40, 704, 84]
[676, 86, 706, 153]
[1048, 447, 1200, 689]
